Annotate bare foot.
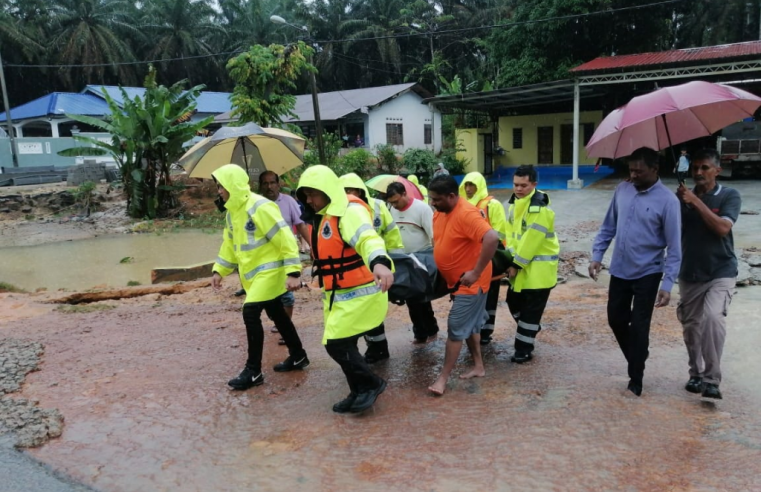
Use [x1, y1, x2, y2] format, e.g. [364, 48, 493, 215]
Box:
[459, 367, 485, 379]
[428, 378, 446, 396]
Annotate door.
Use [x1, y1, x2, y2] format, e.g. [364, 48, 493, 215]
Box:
[483, 134, 493, 175]
[537, 126, 554, 164]
[560, 124, 573, 164]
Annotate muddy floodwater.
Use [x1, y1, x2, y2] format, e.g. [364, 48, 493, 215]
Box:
[0, 231, 220, 291]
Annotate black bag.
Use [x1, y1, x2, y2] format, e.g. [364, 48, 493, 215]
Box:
[388, 252, 431, 305]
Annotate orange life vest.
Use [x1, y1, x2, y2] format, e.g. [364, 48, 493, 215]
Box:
[476, 195, 494, 225]
[312, 195, 375, 292]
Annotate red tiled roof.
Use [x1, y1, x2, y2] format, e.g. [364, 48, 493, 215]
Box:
[571, 40, 761, 73]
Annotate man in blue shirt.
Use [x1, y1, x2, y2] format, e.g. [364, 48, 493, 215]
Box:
[589, 147, 682, 397]
[676, 149, 741, 400]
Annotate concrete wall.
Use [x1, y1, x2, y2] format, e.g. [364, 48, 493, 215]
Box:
[455, 128, 491, 173]
[366, 91, 442, 154]
[496, 111, 603, 167]
[0, 133, 116, 171]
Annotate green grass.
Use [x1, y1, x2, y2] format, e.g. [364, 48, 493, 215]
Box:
[0, 282, 27, 293]
[131, 213, 225, 234]
[55, 304, 117, 314]
[127, 280, 141, 286]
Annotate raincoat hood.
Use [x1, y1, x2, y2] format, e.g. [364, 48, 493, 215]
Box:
[297, 165, 349, 217]
[508, 188, 551, 207]
[459, 171, 489, 205]
[407, 174, 420, 185]
[211, 164, 251, 211]
[338, 173, 370, 201]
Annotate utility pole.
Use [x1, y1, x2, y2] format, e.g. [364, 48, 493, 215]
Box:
[0, 49, 19, 167]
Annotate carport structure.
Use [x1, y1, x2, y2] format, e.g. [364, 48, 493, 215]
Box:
[424, 40, 761, 188]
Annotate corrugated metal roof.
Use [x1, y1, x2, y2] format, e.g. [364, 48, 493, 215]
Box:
[215, 82, 430, 123]
[0, 93, 110, 122]
[572, 40, 761, 73]
[82, 85, 232, 114]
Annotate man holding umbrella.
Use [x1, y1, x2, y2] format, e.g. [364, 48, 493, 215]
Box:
[210, 164, 310, 391]
[589, 147, 682, 397]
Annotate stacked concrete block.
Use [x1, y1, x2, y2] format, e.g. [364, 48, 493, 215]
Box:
[67, 159, 107, 186]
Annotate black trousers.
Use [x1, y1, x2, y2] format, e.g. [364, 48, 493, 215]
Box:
[482, 278, 502, 338]
[506, 286, 552, 353]
[408, 300, 439, 340]
[607, 273, 661, 386]
[242, 293, 305, 374]
[326, 332, 384, 394]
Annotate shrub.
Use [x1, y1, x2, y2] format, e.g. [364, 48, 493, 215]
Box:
[374, 144, 400, 174]
[402, 148, 437, 176]
[337, 149, 374, 180]
[438, 146, 468, 176]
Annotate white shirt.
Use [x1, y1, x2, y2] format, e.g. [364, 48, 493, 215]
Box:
[389, 198, 434, 253]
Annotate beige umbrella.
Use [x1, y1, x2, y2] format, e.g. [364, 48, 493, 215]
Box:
[178, 122, 305, 180]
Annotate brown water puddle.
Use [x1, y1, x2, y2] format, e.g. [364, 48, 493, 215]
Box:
[4, 281, 761, 491]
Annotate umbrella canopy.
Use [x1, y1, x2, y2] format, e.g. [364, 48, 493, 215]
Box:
[586, 81, 761, 159]
[365, 174, 424, 200]
[179, 122, 305, 180]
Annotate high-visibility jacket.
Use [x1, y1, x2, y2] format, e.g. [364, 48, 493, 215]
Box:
[211, 164, 301, 303]
[506, 188, 560, 292]
[459, 171, 508, 246]
[339, 173, 405, 253]
[407, 174, 429, 203]
[313, 194, 376, 291]
[299, 166, 393, 343]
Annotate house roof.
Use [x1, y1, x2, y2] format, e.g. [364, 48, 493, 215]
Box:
[82, 85, 232, 114]
[572, 40, 761, 74]
[215, 83, 433, 123]
[0, 93, 110, 122]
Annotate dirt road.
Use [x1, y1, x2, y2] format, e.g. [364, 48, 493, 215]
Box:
[1, 176, 761, 491]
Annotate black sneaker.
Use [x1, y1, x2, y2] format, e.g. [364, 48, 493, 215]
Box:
[511, 351, 533, 363]
[350, 379, 387, 413]
[233, 288, 246, 297]
[685, 377, 704, 394]
[702, 383, 722, 400]
[332, 393, 357, 413]
[364, 350, 390, 364]
[227, 367, 263, 390]
[480, 330, 493, 345]
[273, 354, 310, 372]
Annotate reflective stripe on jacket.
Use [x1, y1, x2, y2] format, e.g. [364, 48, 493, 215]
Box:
[506, 188, 559, 292]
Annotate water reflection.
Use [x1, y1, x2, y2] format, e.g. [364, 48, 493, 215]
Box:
[0, 231, 220, 291]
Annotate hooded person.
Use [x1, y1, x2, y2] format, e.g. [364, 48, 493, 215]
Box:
[297, 165, 394, 413]
[505, 165, 560, 363]
[339, 172, 404, 363]
[406, 174, 429, 203]
[210, 164, 309, 391]
[433, 163, 449, 177]
[459, 171, 508, 344]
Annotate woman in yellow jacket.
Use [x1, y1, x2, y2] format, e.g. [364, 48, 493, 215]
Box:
[298, 165, 395, 413]
[407, 174, 429, 203]
[459, 171, 508, 344]
[339, 172, 404, 363]
[210, 164, 309, 391]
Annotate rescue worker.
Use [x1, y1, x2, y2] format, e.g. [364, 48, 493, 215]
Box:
[210, 164, 309, 391]
[505, 165, 559, 363]
[339, 173, 404, 363]
[459, 171, 508, 344]
[407, 174, 429, 203]
[297, 165, 394, 413]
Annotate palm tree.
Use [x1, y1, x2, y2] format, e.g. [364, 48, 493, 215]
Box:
[46, 0, 140, 90]
[215, 0, 289, 54]
[138, 0, 225, 88]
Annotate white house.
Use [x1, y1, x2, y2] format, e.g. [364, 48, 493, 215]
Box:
[215, 83, 442, 154]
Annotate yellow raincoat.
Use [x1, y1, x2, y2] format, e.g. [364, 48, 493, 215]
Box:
[407, 174, 428, 203]
[211, 164, 302, 304]
[299, 166, 393, 343]
[506, 188, 560, 292]
[339, 173, 404, 253]
[459, 171, 508, 246]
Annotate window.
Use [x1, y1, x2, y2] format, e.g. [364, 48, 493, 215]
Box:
[424, 124, 432, 145]
[386, 123, 404, 145]
[512, 128, 523, 149]
[583, 123, 595, 145]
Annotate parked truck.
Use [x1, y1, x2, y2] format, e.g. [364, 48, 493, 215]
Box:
[717, 120, 761, 178]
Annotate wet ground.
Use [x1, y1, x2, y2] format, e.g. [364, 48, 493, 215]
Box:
[1, 176, 761, 491]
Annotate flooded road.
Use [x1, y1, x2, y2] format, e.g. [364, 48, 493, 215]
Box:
[0, 231, 219, 292]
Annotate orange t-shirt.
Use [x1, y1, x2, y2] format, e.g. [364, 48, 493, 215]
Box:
[433, 198, 493, 295]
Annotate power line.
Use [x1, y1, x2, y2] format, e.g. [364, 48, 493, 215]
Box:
[4, 0, 687, 70]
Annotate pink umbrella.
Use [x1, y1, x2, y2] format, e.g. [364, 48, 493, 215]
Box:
[586, 81, 761, 159]
[365, 174, 424, 200]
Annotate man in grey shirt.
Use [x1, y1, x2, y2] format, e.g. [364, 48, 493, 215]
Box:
[589, 147, 682, 397]
[676, 149, 741, 400]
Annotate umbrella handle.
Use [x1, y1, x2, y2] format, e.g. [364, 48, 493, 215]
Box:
[661, 114, 678, 166]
